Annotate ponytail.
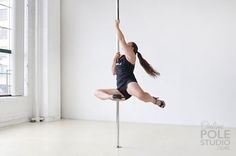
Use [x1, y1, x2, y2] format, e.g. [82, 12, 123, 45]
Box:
[137, 52, 160, 78]
[131, 42, 160, 78]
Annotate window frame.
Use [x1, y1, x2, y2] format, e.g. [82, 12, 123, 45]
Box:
[0, 0, 25, 97]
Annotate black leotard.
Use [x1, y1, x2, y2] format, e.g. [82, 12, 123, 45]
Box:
[116, 55, 137, 99]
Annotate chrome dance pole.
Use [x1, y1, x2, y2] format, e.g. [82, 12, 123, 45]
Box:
[116, 0, 121, 149]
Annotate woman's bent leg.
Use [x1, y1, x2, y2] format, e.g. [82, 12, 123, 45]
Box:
[94, 88, 123, 100]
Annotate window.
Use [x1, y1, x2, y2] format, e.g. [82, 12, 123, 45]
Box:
[0, 0, 11, 96]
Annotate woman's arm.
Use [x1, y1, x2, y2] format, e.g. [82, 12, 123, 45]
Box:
[112, 52, 120, 75]
[115, 20, 127, 48]
[115, 20, 135, 63]
[112, 59, 116, 75]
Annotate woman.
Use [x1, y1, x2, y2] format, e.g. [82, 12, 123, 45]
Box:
[94, 20, 165, 108]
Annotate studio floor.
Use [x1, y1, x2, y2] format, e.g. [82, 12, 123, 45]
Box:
[0, 119, 235, 156]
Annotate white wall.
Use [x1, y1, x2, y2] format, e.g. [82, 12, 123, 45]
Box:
[0, 0, 31, 128]
[61, 0, 236, 127]
[0, 0, 61, 127]
[46, 0, 61, 120]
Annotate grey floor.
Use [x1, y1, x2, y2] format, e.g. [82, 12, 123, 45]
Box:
[0, 119, 235, 156]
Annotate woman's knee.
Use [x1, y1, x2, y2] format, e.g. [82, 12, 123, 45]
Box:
[94, 89, 103, 96]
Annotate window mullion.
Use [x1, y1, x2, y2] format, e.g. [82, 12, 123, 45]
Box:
[0, 26, 11, 30]
[0, 3, 11, 8]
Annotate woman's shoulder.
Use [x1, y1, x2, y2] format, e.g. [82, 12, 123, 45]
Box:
[123, 54, 136, 65]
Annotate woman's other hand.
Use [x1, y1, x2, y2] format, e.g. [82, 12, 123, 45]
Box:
[113, 52, 120, 62]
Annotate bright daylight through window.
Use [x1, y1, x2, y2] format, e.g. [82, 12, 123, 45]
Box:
[0, 0, 11, 96]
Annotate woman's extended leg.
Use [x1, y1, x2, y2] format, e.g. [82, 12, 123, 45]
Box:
[127, 82, 162, 106]
[94, 88, 124, 100]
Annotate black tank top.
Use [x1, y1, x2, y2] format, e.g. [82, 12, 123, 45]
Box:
[116, 55, 137, 89]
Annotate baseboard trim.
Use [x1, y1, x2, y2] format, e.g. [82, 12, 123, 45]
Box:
[0, 117, 30, 128]
[0, 115, 61, 128]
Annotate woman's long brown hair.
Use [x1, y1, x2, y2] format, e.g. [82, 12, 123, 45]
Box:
[131, 42, 160, 78]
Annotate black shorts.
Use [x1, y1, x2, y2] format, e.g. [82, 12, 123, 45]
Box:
[117, 80, 137, 100]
